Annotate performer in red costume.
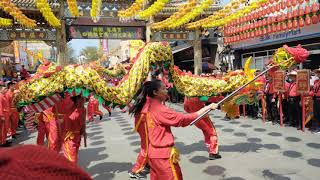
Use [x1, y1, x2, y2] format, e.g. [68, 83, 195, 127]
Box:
[5, 82, 19, 139]
[129, 80, 217, 180]
[36, 107, 60, 153]
[128, 113, 149, 179]
[0, 87, 10, 147]
[62, 95, 86, 163]
[0, 86, 10, 146]
[87, 95, 103, 121]
[184, 97, 221, 160]
[87, 94, 111, 121]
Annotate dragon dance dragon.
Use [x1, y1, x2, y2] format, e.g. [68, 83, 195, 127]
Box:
[14, 42, 309, 113]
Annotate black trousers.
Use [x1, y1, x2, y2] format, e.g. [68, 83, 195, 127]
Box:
[282, 99, 288, 123]
[247, 104, 258, 118]
[265, 94, 279, 122]
[287, 97, 301, 128]
[312, 97, 320, 130]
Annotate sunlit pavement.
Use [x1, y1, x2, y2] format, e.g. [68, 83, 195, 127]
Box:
[17, 103, 320, 180]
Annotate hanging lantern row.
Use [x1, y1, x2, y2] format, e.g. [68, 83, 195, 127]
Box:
[226, 0, 313, 28]
[224, 13, 320, 44]
[225, 3, 320, 36]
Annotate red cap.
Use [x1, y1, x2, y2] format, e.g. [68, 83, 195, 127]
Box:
[0, 145, 91, 180]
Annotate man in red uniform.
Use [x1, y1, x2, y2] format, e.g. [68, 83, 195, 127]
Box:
[184, 97, 221, 160]
[62, 95, 86, 162]
[285, 71, 301, 129]
[5, 82, 19, 139]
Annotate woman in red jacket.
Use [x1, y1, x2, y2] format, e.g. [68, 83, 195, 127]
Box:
[129, 80, 217, 180]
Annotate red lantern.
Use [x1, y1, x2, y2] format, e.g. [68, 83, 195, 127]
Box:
[250, 14, 254, 21]
[262, 18, 267, 26]
[299, 7, 305, 16]
[282, 13, 287, 21]
[287, 20, 293, 29]
[250, 23, 255, 29]
[305, 5, 311, 14]
[305, 15, 311, 25]
[312, 14, 318, 24]
[254, 30, 259, 37]
[269, 0, 274, 3]
[312, 3, 320, 13]
[298, 0, 304, 4]
[268, 17, 273, 24]
[281, 22, 287, 30]
[293, 9, 298, 18]
[271, 5, 276, 13]
[258, 20, 263, 27]
[267, 25, 272, 33]
[277, 23, 281, 31]
[288, 11, 293, 19]
[292, 0, 297, 6]
[287, 0, 292, 8]
[293, 18, 298, 28]
[266, 6, 271, 14]
[277, 15, 283, 22]
[263, 28, 267, 35]
[299, 17, 304, 27]
[272, 16, 277, 23]
[276, 4, 281, 11]
[250, 31, 255, 38]
[272, 24, 277, 32]
[281, 1, 286, 10]
[262, 8, 267, 16]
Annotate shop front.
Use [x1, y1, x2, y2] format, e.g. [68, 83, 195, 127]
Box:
[232, 23, 320, 70]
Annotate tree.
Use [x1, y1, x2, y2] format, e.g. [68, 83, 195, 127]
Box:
[80, 46, 102, 62]
[66, 44, 77, 64]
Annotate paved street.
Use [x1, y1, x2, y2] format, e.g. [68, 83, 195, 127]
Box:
[17, 103, 320, 180]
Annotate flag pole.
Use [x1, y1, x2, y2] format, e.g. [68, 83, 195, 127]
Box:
[190, 65, 276, 126]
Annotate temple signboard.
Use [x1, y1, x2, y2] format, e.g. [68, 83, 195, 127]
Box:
[0, 30, 56, 41]
[68, 26, 145, 39]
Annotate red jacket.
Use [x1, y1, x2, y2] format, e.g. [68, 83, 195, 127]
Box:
[142, 97, 197, 159]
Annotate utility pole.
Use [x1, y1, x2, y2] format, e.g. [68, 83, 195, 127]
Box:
[194, 30, 202, 75]
[56, 0, 67, 66]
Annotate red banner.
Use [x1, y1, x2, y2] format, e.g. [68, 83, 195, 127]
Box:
[297, 70, 310, 94]
[273, 70, 286, 92]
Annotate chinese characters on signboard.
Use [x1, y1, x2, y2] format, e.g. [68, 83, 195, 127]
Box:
[297, 70, 310, 94]
[273, 70, 286, 92]
[68, 26, 145, 39]
[161, 32, 188, 40]
[9, 31, 46, 40]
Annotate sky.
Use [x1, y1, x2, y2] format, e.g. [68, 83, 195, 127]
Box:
[69, 0, 230, 56]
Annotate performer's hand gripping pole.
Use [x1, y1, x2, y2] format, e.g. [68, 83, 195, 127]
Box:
[190, 66, 276, 126]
